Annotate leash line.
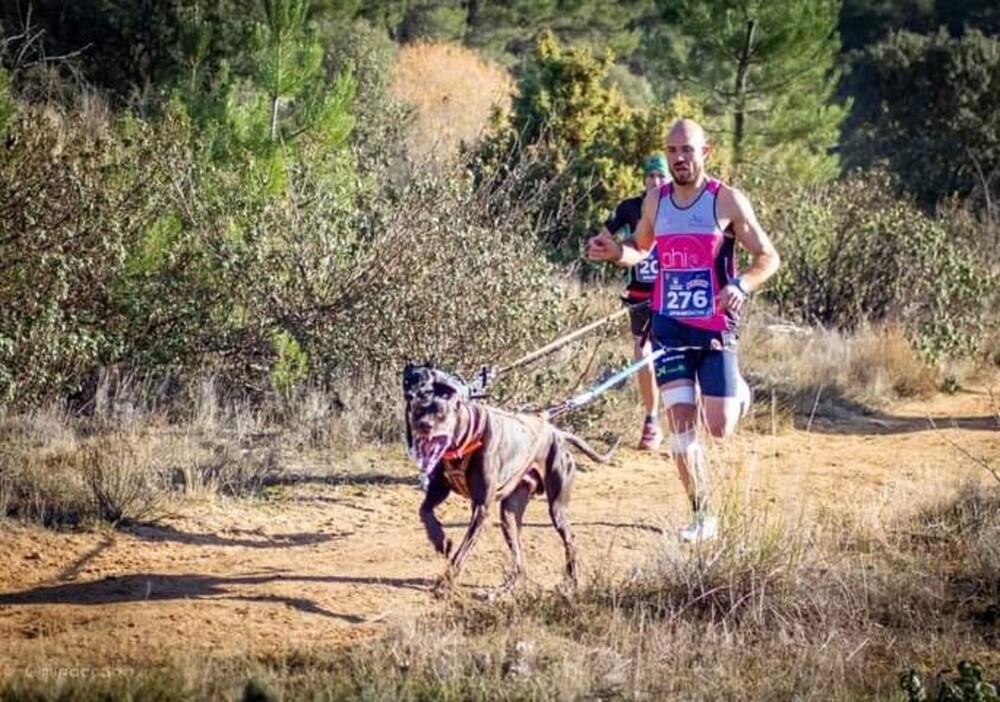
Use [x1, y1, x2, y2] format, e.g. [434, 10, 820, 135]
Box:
[544, 347, 665, 419]
[495, 300, 649, 377]
[460, 300, 732, 415]
[464, 301, 651, 395]
[541, 340, 727, 418]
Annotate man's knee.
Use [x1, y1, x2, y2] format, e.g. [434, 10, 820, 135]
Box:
[669, 429, 703, 466]
[702, 399, 742, 438]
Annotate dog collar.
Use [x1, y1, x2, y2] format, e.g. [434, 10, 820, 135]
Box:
[442, 437, 483, 460]
[441, 403, 486, 461]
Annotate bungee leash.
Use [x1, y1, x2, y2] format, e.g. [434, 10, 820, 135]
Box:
[465, 300, 651, 396]
[542, 347, 666, 419]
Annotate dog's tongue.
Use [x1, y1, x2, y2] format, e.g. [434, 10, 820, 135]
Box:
[413, 436, 448, 480]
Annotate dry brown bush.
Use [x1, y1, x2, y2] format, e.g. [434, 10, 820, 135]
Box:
[392, 41, 513, 167]
[739, 309, 945, 426]
[81, 435, 165, 523]
[0, 381, 282, 525]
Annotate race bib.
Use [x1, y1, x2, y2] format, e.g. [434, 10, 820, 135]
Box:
[634, 256, 658, 283]
[660, 269, 714, 318]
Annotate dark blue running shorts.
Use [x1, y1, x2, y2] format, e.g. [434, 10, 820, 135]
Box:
[650, 315, 741, 398]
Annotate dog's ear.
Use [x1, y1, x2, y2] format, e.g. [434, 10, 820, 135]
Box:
[403, 363, 432, 401]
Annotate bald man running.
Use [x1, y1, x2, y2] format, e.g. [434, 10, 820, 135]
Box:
[587, 119, 780, 542]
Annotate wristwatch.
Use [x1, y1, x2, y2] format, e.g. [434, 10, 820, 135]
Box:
[733, 276, 751, 296]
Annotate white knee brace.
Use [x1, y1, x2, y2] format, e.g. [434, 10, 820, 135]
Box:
[661, 385, 696, 409]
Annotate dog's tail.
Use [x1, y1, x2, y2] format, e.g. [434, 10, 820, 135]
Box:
[560, 430, 619, 464]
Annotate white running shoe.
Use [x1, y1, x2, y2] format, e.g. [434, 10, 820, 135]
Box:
[679, 512, 719, 543]
[638, 418, 662, 450]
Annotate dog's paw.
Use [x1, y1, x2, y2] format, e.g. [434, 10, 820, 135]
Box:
[480, 577, 518, 602]
[431, 573, 454, 599]
[429, 536, 453, 557]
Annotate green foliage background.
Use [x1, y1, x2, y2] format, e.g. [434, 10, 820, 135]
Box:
[764, 170, 996, 360]
[1, 0, 999, 421]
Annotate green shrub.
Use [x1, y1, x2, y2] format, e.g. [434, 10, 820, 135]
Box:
[0, 83, 570, 438]
[765, 169, 997, 360]
[470, 31, 674, 261]
[0, 33, 589, 434]
[0, 102, 191, 406]
[0, 66, 12, 133]
[270, 330, 308, 395]
[901, 660, 998, 702]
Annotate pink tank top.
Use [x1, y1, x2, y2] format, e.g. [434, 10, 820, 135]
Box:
[651, 179, 738, 332]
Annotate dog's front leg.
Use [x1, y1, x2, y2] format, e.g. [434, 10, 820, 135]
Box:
[437, 462, 493, 596]
[420, 470, 452, 557]
[438, 500, 489, 594]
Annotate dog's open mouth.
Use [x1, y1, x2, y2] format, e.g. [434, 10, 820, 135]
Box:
[412, 435, 449, 480]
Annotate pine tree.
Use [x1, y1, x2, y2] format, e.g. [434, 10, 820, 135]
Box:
[844, 28, 1000, 210]
[656, 0, 847, 183]
[175, 0, 354, 172]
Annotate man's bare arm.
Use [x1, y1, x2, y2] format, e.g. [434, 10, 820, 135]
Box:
[721, 186, 780, 291]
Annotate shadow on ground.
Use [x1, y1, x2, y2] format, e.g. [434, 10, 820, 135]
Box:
[0, 571, 432, 623]
[754, 384, 998, 436]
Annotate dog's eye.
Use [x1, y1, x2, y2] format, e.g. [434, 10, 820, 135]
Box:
[406, 386, 434, 401]
[432, 382, 458, 399]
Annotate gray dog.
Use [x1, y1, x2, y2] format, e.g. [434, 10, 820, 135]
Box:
[403, 363, 615, 597]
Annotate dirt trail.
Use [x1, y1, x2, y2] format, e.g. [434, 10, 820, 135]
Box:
[1, 382, 997, 674]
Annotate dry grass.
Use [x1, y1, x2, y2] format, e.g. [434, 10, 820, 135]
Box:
[391, 41, 513, 168]
[3, 287, 997, 699]
[0, 370, 403, 527]
[0, 418, 176, 526]
[1, 389, 240, 525]
[538, 286, 954, 439]
[738, 308, 946, 429]
[0, 285, 969, 529]
[369, 481, 999, 700]
[4, 482, 996, 700]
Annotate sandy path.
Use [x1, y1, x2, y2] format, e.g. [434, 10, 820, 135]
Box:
[1, 381, 997, 674]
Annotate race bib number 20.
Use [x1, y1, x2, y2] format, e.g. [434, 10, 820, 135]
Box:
[661, 269, 713, 318]
[634, 256, 658, 283]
